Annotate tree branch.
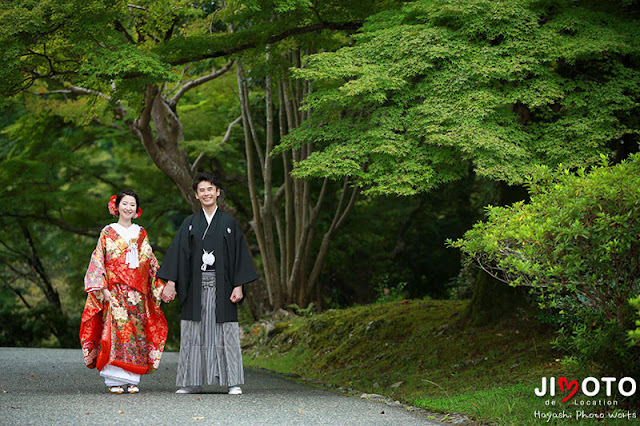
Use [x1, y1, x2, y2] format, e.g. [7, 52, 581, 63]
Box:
[114, 20, 136, 44]
[0, 238, 31, 261]
[273, 184, 286, 205]
[164, 16, 180, 41]
[135, 85, 158, 129]
[166, 20, 364, 66]
[169, 60, 234, 107]
[26, 76, 112, 101]
[0, 279, 33, 309]
[3, 213, 101, 238]
[19, 222, 61, 308]
[237, 66, 266, 177]
[127, 4, 150, 12]
[191, 115, 242, 174]
[0, 258, 38, 285]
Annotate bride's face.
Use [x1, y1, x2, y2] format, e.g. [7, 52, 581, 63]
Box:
[118, 195, 137, 220]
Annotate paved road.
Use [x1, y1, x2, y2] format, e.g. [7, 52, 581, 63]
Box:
[0, 348, 442, 425]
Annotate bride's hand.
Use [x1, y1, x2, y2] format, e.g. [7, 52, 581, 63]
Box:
[101, 288, 115, 304]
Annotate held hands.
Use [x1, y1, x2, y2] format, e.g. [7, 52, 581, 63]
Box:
[161, 281, 177, 303]
[158, 280, 240, 303]
[101, 288, 116, 305]
[230, 286, 243, 303]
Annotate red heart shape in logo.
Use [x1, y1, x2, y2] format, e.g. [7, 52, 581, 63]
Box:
[558, 376, 579, 402]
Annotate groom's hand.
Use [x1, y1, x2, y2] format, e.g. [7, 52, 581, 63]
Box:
[230, 286, 243, 303]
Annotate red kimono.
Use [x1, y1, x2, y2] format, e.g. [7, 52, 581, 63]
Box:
[80, 225, 167, 375]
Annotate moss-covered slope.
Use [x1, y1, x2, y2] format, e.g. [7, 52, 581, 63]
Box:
[243, 299, 572, 423]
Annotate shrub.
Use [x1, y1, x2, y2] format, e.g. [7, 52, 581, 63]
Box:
[630, 294, 640, 345]
[450, 154, 640, 377]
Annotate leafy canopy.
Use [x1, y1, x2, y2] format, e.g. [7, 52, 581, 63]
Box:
[0, 0, 387, 108]
[280, 0, 640, 196]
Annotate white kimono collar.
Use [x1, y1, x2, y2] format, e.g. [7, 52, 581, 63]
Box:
[109, 223, 141, 269]
[110, 223, 140, 242]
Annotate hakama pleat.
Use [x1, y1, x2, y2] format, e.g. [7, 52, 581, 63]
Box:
[176, 271, 244, 387]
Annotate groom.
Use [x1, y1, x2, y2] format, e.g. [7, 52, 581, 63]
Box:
[159, 172, 258, 394]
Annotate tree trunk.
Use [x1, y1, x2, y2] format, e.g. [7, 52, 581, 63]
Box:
[464, 182, 530, 325]
[19, 223, 76, 347]
[123, 82, 271, 319]
[464, 269, 527, 326]
[236, 52, 358, 311]
[128, 85, 199, 211]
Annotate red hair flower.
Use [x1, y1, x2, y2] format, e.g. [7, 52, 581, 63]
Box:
[108, 194, 143, 219]
[108, 195, 118, 216]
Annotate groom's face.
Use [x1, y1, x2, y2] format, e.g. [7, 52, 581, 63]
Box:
[195, 180, 220, 208]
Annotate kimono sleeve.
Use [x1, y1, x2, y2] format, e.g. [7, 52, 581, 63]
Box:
[84, 230, 108, 293]
[141, 230, 165, 304]
[230, 219, 258, 287]
[157, 216, 192, 302]
[157, 223, 183, 283]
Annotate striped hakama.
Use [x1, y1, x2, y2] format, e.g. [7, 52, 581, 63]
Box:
[176, 271, 244, 387]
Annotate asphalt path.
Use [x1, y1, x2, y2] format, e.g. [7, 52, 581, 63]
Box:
[0, 348, 443, 425]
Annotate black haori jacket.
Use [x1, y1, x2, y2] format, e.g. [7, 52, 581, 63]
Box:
[157, 209, 258, 322]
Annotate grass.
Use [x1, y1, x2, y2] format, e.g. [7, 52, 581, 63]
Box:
[242, 298, 637, 424]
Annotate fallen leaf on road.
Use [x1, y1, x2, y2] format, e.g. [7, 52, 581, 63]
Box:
[381, 411, 385, 414]
[192, 417, 205, 420]
[118, 411, 124, 414]
[30, 375, 35, 378]
[196, 397, 201, 401]
[85, 413, 93, 415]
[298, 411, 303, 414]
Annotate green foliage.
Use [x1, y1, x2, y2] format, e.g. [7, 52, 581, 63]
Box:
[286, 302, 316, 317]
[0, 288, 71, 348]
[629, 294, 640, 345]
[374, 274, 408, 303]
[0, 0, 177, 102]
[0, 0, 389, 106]
[554, 309, 636, 378]
[280, 0, 640, 195]
[244, 299, 572, 423]
[451, 155, 640, 376]
[0, 98, 186, 348]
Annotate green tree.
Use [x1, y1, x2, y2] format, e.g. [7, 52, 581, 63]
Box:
[0, 0, 379, 205]
[1, 0, 395, 313]
[235, 47, 362, 308]
[282, 0, 640, 192]
[0, 98, 186, 347]
[276, 0, 640, 321]
[451, 155, 640, 376]
[0, 107, 102, 347]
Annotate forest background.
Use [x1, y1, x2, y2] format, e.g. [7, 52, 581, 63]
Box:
[1, 0, 640, 418]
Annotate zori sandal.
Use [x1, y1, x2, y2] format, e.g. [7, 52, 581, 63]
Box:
[127, 385, 139, 394]
[108, 386, 124, 394]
